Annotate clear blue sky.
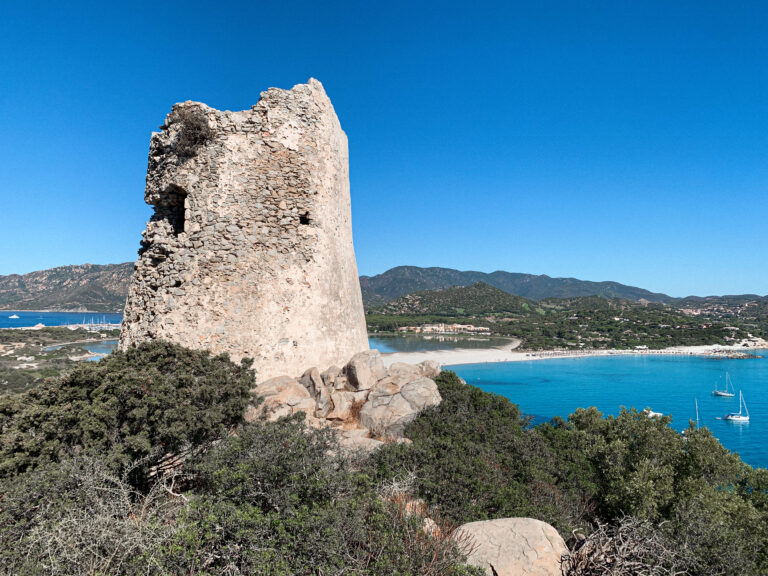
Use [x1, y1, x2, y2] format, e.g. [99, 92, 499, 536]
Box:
[1, 1, 766, 297]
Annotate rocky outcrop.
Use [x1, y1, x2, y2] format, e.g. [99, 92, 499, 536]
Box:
[459, 518, 567, 576]
[120, 79, 368, 381]
[253, 375, 315, 421]
[388, 360, 441, 379]
[246, 349, 441, 449]
[345, 350, 387, 391]
[359, 374, 441, 437]
[338, 428, 385, 452]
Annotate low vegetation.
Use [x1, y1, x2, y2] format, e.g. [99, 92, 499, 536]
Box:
[173, 106, 215, 158]
[1, 343, 766, 575]
[0, 343, 482, 575]
[0, 341, 254, 484]
[376, 282, 536, 317]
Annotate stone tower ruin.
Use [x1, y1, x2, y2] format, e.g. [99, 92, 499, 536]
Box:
[120, 79, 369, 381]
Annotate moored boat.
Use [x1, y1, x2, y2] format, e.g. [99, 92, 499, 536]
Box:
[724, 391, 750, 422]
[712, 372, 736, 397]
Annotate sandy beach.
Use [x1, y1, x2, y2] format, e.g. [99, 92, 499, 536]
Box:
[380, 338, 768, 369]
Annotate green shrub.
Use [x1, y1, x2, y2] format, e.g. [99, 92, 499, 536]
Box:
[165, 415, 481, 575]
[566, 406, 682, 520]
[1, 415, 481, 575]
[165, 415, 368, 574]
[190, 412, 352, 512]
[0, 341, 254, 483]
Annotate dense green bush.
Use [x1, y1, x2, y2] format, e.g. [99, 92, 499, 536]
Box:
[163, 415, 481, 575]
[0, 341, 255, 483]
[164, 416, 371, 574]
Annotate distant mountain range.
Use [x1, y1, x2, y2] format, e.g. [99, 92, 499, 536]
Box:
[0, 263, 134, 312]
[360, 266, 675, 306]
[0, 263, 762, 313]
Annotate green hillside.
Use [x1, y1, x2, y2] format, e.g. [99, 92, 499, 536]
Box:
[360, 265, 675, 306]
[367, 291, 757, 351]
[373, 282, 538, 316]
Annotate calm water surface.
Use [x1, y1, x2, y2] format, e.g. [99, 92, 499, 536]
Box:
[83, 340, 119, 357]
[448, 352, 768, 469]
[43, 339, 120, 361]
[0, 311, 122, 329]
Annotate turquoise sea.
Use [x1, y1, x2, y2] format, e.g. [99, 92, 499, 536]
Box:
[446, 353, 768, 470]
[0, 311, 122, 329]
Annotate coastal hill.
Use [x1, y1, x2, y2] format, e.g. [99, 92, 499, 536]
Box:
[0, 263, 133, 312]
[360, 265, 675, 306]
[374, 282, 538, 317]
[366, 286, 768, 349]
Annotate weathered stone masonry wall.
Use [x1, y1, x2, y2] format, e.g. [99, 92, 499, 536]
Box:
[120, 79, 369, 381]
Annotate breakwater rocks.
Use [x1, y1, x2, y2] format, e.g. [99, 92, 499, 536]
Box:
[120, 79, 368, 381]
[246, 349, 442, 451]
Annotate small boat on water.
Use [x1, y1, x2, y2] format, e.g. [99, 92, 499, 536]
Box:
[8, 314, 20, 319]
[712, 372, 736, 397]
[724, 390, 750, 422]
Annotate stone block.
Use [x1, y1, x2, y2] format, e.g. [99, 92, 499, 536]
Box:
[459, 518, 567, 576]
[345, 349, 386, 391]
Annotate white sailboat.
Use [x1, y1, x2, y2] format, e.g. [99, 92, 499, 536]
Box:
[712, 372, 736, 397]
[724, 391, 750, 422]
[8, 314, 20, 319]
[695, 398, 700, 428]
[682, 399, 700, 436]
